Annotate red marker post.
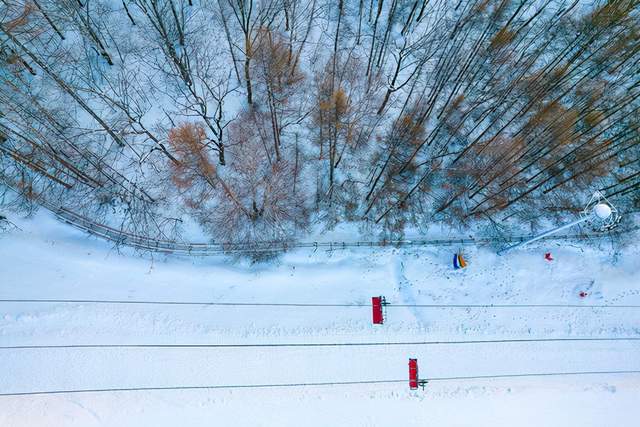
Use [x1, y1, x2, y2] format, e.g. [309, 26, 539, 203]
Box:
[409, 358, 419, 390]
[372, 296, 386, 324]
[409, 358, 428, 390]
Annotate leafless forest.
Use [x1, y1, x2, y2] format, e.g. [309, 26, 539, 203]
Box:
[1, 0, 639, 247]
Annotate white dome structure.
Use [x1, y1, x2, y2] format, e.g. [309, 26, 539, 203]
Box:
[593, 203, 612, 220]
[583, 192, 620, 231]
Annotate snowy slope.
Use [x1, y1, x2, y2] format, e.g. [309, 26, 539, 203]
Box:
[0, 211, 639, 426]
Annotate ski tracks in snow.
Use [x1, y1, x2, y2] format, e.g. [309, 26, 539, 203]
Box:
[393, 253, 427, 325]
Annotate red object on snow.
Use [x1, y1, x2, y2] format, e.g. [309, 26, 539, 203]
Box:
[579, 291, 588, 298]
[372, 296, 384, 324]
[409, 358, 419, 390]
[544, 252, 554, 261]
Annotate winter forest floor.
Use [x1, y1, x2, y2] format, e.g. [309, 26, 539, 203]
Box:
[0, 212, 639, 426]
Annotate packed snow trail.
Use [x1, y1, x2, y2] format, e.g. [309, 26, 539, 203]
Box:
[394, 254, 425, 323]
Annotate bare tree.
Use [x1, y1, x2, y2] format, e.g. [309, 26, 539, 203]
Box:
[222, 0, 279, 105]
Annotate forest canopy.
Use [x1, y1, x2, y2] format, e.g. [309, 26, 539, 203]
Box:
[1, 0, 639, 249]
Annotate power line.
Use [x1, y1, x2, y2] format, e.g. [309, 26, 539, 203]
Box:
[2, 337, 639, 350]
[392, 304, 640, 308]
[1, 370, 638, 397]
[0, 380, 405, 397]
[428, 370, 640, 382]
[1, 299, 640, 309]
[0, 299, 360, 307]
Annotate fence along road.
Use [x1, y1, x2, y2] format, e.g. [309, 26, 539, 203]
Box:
[34, 199, 630, 256]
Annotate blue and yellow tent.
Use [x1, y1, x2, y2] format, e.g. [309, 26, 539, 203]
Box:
[453, 252, 467, 269]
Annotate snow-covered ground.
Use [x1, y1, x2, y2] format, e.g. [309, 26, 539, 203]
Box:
[0, 212, 639, 426]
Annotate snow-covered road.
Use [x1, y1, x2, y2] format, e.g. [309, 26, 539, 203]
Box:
[1, 212, 639, 426]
